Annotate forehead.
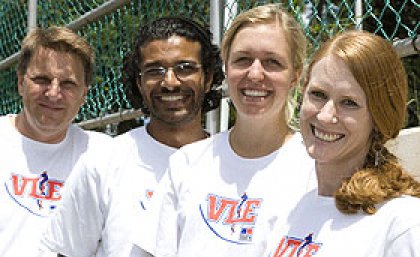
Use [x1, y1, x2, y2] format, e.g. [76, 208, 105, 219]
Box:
[310, 56, 354, 83]
[27, 48, 85, 77]
[140, 36, 202, 65]
[309, 56, 365, 95]
[230, 23, 290, 58]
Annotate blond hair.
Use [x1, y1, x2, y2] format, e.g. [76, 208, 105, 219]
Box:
[306, 30, 419, 214]
[18, 26, 95, 85]
[221, 4, 307, 125]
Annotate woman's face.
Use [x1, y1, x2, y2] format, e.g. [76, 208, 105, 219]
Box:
[300, 55, 374, 167]
[225, 22, 297, 122]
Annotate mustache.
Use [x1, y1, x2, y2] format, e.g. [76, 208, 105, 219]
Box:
[152, 86, 194, 95]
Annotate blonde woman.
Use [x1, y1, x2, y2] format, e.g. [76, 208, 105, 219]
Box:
[153, 4, 314, 257]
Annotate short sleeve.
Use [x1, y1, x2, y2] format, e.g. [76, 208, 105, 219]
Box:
[385, 225, 420, 257]
[41, 157, 106, 257]
[154, 151, 189, 257]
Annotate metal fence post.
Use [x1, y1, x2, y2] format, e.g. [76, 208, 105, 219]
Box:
[206, 0, 224, 135]
[217, 0, 238, 132]
[355, 0, 363, 30]
[28, 0, 37, 32]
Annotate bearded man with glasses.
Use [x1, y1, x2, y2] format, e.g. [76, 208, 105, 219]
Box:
[41, 17, 224, 257]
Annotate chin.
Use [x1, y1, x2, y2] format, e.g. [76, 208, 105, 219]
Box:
[306, 145, 325, 162]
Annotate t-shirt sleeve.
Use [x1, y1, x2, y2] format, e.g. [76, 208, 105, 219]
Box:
[130, 173, 166, 256]
[40, 157, 105, 257]
[385, 225, 420, 257]
[154, 151, 187, 257]
[384, 196, 420, 257]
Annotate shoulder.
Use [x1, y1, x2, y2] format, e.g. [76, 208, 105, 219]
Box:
[280, 132, 314, 167]
[112, 126, 144, 154]
[378, 196, 420, 237]
[69, 125, 113, 160]
[70, 125, 112, 144]
[178, 130, 227, 154]
[0, 115, 16, 137]
[284, 132, 307, 152]
[0, 115, 7, 125]
[114, 126, 147, 144]
[173, 130, 227, 164]
[68, 126, 116, 175]
[167, 131, 227, 183]
[380, 196, 420, 216]
[114, 126, 165, 153]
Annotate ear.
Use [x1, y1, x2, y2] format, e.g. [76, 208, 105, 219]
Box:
[77, 84, 88, 107]
[83, 84, 88, 97]
[17, 73, 24, 96]
[203, 70, 214, 93]
[136, 76, 145, 95]
[289, 69, 301, 89]
[82, 85, 88, 102]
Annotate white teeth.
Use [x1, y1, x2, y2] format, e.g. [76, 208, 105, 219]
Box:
[314, 128, 342, 142]
[243, 89, 268, 97]
[160, 95, 184, 101]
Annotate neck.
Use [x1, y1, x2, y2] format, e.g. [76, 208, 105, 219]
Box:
[229, 117, 293, 158]
[147, 117, 208, 149]
[13, 113, 67, 144]
[315, 160, 364, 197]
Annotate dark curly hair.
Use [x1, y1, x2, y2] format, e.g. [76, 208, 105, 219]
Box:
[123, 16, 224, 114]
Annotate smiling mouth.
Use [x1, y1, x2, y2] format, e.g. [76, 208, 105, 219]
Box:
[311, 125, 344, 142]
[40, 103, 64, 110]
[242, 89, 269, 97]
[159, 95, 185, 102]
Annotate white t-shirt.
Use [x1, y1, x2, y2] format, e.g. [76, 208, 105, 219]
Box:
[0, 115, 111, 257]
[155, 130, 315, 257]
[41, 126, 176, 257]
[264, 189, 420, 257]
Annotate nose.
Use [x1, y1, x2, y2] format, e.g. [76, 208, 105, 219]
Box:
[45, 79, 63, 101]
[317, 100, 338, 124]
[247, 59, 265, 82]
[162, 68, 181, 89]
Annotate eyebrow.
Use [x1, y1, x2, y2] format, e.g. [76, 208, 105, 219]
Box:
[142, 61, 164, 68]
[231, 50, 288, 61]
[28, 74, 50, 79]
[142, 59, 199, 68]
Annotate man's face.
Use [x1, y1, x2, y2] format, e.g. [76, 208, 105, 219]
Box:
[138, 36, 211, 126]
[17, 47, 87, 143]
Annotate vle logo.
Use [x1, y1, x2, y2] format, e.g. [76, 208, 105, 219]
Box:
[199, 193, 262, 244]
[270, 234, 322, 257]
[4, 173, 64, 217]
[140, 189, 154, 210]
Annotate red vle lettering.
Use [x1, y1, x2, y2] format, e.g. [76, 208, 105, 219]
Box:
[235, 200, 261, 223]
[207, 194, 238, 222]
[272, 236, 320, 257]
[272, 237, 301, 257]
[273, 237, 286, 257]
[300, 244, 320, 257]
[207, 194, 261, 225]
[12, 175, 38, 196]
[45, 180, 63, 201]
[11, 175, 63, 201]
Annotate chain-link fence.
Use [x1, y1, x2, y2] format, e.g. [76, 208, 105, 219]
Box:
[0, 0, 418, 134]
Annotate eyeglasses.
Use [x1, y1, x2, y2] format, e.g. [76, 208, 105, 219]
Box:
[139, 62, 202, 82]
